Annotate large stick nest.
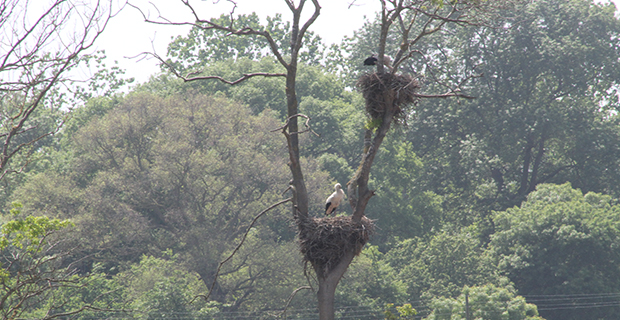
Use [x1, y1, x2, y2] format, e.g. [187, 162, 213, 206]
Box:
[357, 72, 420, 122]
[296, 216, 375, 276]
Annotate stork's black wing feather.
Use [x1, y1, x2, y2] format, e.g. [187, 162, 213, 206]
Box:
[364, 56, 377, 66]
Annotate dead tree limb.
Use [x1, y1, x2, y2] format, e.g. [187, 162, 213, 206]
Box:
[191, 197, 292, 303]
[279, 286, 313, 319]
[0, 0, 116, 182]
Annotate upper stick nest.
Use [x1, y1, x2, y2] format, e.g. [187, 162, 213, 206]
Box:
[296, 215, 375, 276]
[357, 72, 420, 122]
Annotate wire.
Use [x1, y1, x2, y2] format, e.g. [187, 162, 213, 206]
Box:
[70, 293, 620, 320]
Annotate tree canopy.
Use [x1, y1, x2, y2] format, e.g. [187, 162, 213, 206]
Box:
[489, 183, 620, 320]
[2, 0, 620, 319]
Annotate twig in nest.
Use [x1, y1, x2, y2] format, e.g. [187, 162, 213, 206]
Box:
[296, 216, 375, 276]
[357, 72, 420, 123]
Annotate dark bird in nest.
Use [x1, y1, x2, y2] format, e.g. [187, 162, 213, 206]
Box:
[325, 183, 345, 215]
[364, 54, 393, 71]
[363, 55, 378, 66]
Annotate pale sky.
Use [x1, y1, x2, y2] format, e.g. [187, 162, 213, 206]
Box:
[96, 0, 381, 84]
[95, 0, 620, 85]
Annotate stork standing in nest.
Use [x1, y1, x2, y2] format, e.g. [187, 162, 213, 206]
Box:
[325, 183, 345, 216]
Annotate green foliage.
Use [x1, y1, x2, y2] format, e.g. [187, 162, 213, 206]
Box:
[386, 228, 504, 304]
[11, 91, 331, 311]
[0, 207, 103, 320]
[384, 303, 417, 320]
[61, 95, 124, 140]
[150, 57, 287, 115]
[0, 203, 73, 252]
[72, 51, 134, 102]
[367, 138, 444, 243]
[365, 118, 383, 131]
[402, 0, 620, 221]
[217, 230, 312, 312]
[26, 271, 127, 320]
[298, 94, 366, 179]
[0, 49, 131, 211]
[139, 58, 351, 120]
[0, 93, 66, 203]
[121, 255, 215, 319]
[337, 246, 408, 309]
[489, 183, 620, 320]
[425, 284, 542, 320]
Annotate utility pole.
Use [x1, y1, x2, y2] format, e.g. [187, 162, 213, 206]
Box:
[465, 292, 471, 320]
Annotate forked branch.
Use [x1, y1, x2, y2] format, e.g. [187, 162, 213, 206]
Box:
[137, 51, 286, 84]
[128, 1, 289, 67]
[278, 286, 313, 318]
[271, 113, 319, 137]
[190, 197, 292, 303]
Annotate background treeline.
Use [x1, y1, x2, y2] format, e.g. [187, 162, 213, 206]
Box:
[2, 0, 620, 319]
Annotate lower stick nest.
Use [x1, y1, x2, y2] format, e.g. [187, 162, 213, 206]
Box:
[357, 72, 420, 122]
[296, 216, 375, 276]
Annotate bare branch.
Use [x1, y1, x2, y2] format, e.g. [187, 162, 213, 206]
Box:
[0, 126, 36, 138]
[296, 0, 321, 52]
[182, 73, 287, 85]
[191, 197, 292, 303]
[348, 0, 361, 9]
[0, 0, 115, 182]
[279, 286, 313, 318]
[414, 92, 475, 99]
[129, 1, 289, 67]
[130, 49, 287, 84]
[271, 113, 319, 137]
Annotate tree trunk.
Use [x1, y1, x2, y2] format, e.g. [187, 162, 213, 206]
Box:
[316, 251, 356, 320]
[528, 123, 549, 194]
[518, 136, 534, 197]
[350, 95, 396, 222]
[317, 277, 336, 320]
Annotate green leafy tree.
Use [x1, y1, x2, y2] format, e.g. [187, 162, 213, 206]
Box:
[384, 303, 417, 320]
[217, 230, 313, 312]
[366, 137, 444, 243]
[0, 98, 63, 207]
[386, 228, 504, 314]
[140, 56, 354, 121]
[298, 95, 365, 178]
[335, 246, 407, 309]
[132, 0, 523, 318]
[489, 183, 620, 320]
[42, 270, 126, 320]
[404, 0, 620, 221]
[138, 57, 287, 115]
[424, 284, 543, 320]
[12, 92, 331, 311]
[0, 203, 114, 320]
[120, 255, 215, 320]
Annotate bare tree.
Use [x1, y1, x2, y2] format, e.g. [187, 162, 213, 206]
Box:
[134, 0, 517, 319]
[0, 0, 116, 182]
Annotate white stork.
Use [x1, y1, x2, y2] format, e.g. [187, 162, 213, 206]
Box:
[325, 183, 345, 216]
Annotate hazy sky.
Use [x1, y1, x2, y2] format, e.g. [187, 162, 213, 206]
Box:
[96, 0, 381, 83]
[94, 0, 619, 85]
